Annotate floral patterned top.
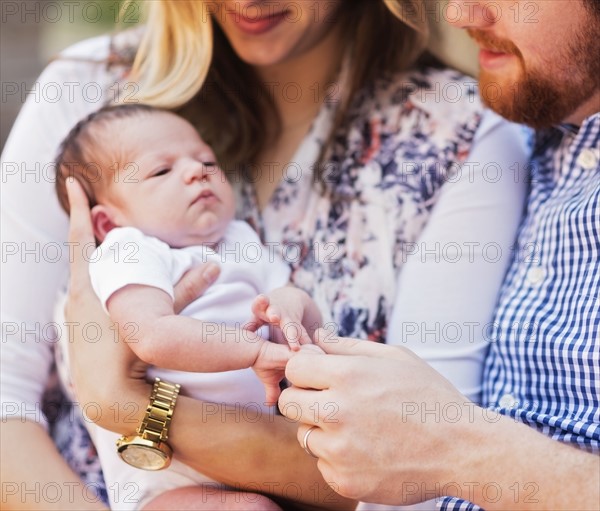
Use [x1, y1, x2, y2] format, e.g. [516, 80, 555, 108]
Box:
[238, 66, 483, 342]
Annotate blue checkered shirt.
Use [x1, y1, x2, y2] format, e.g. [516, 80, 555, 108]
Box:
[440, 113, 600, 510]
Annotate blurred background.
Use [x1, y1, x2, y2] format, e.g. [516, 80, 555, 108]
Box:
[1, 0, 140, 150]
[1, 0, 477, 152]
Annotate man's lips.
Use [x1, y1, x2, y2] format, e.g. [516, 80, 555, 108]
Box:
[467, 30, 520, 71]
[478, 48, 514, 69]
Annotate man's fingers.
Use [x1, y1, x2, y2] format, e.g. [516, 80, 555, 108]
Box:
[65, 178, 95, 289]
[284, 352, 340, 390]
[297, 423, 324, 458]
[314, 328, 415, 359]
[286, 332, 416, 390]
[298, 344, 326, 355]
[279, 386, 327, 425]
[173, 262, 220, 313]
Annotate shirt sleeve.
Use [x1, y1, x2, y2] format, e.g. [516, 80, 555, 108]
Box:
[90, 227, 175, 312]
[0, 36, 112, 427]
[385, 110, 531, 403]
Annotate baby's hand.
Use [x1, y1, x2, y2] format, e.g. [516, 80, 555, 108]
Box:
[252, 341, 293, 406]
[251, 289, 314, 350]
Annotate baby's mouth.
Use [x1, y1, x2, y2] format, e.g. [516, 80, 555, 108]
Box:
[191, 189, 218, 205]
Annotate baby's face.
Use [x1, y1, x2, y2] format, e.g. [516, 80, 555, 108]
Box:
[102, 112, 235, 247]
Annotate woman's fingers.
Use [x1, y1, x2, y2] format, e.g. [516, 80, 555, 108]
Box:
[65, 178, 95, 293]
[173, 262, 220, 313]
[64, 178, 149, 416]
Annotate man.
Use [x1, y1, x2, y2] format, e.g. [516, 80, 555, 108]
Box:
[279, 1, 600, 509]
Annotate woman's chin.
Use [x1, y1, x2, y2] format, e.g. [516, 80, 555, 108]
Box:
[229, 40, 296, 69]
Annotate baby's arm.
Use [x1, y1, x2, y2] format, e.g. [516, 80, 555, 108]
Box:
[107, 284, 292, 374]
[251, 286, 323, 350]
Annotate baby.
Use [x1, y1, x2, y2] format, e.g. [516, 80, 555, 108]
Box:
[55, 104, 322, 511]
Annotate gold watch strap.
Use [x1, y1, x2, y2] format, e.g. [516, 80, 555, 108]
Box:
[138, 378, 181, 443]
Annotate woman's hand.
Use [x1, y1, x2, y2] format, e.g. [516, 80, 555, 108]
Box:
[64, 178, 219, 431]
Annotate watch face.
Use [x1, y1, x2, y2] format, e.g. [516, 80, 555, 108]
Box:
[120, 444, 168, 470]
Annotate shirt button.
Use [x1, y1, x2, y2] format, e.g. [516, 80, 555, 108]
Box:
[576, 148, 599, 170]
[526, 266, 545, 286]
[499, 394, 518, 408]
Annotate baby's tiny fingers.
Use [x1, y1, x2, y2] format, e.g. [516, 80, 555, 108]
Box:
[255, 294, 270, 307]
[251, 294, 271, 317]
[243, 318, 265, 332]
[266, 305, 281, 323]
[289, 323, 313, 346]
[264, 383, 281, 407]
[279, 318, 304, 350]
[297, 326, 313, 345]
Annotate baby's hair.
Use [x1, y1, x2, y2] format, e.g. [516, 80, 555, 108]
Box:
[55, 103, 160, 214]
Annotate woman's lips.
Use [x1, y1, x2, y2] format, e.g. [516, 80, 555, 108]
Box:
[233, 11, 288, 36]
[479, 48, 514, 69]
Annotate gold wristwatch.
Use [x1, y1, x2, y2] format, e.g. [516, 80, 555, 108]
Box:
[116, 378, 181, 470]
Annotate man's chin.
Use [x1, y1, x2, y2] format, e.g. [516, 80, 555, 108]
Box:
[478, 74, 521, 122]
[478, 73, 563, 129]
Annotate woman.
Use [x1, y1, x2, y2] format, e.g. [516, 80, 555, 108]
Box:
[1, 0, 529, 509]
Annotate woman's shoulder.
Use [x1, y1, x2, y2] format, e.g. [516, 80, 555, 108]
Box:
[56, 33, 112, 60]
[368, 66, 483, 123]
[30, 27, 144, 121]
[402, 66, 480, 104]
[340, 66, 484, 161]
[48, 26, 143, 78]
[32, 35, 110, 92]
[337, 66, 484, 164]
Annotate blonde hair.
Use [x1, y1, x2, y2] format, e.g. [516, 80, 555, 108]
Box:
[122, 0, 430, 179]
[125, 1, 212, 107]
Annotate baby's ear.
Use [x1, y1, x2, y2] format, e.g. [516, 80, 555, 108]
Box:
[91, 205, 118, 242]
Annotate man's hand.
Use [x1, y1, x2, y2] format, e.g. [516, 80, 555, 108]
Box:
[278, 329, 467, 505]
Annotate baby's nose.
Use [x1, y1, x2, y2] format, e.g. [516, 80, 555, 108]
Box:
[183, 160, 209, 184]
